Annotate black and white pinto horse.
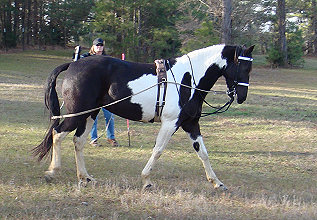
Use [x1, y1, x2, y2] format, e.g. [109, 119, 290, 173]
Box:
[34, 44, 254, 190]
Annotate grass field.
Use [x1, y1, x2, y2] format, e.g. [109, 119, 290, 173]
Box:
[0, 50, 316, 219]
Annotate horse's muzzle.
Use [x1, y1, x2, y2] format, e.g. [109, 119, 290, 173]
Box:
[237, 98, 246, 104]
[236, 86, 248, 104]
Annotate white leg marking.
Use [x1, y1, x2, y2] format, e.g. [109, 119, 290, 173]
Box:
[141, 119, 177, 189]
[189, 135, 227, 190]
[45, 130, 69, 181]
[73, 117, 96, 184]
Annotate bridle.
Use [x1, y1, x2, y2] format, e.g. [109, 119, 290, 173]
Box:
[167, 50, 252, 118]
[226, 48, 253, 99]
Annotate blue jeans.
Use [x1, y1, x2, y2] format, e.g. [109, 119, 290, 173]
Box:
[91, 108, 115, 141]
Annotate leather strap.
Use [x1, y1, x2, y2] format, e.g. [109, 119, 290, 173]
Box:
[154, 59, 167, 120]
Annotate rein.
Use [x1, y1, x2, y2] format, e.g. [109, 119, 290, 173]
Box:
[184, 54, 234, 116]
[51, 81, 225, 120]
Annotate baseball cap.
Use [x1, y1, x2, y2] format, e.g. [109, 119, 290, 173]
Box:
[93, 38, 104, 45]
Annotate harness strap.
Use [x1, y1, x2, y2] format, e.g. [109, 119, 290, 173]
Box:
[154, 59, 168, 120]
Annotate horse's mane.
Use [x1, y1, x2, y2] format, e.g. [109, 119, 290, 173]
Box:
[184, 44, 227, 69]
[187, 44, 225, 58]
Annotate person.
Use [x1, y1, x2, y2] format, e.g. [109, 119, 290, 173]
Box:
[81, 38, 106, 57]
[75, 38, 119, 147]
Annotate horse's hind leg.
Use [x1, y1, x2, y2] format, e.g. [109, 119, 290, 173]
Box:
[73, 116, 96, 187]
[183, 122, 227, 191]
[44, 123, 70, 182]
[141, 119, 178, 189]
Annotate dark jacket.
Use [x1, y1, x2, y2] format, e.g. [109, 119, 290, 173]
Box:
[72, 48, 106, 61]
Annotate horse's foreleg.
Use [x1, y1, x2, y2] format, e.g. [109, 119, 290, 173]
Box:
[189, 135, 227, 191]
[73, 117, 96, 187]
[45, 130, 69, 182]
[141, 119, 177, 189]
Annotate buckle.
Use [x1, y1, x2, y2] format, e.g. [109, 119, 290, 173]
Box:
[227, 88, 236, 98]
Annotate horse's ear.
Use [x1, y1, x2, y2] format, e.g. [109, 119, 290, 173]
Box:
[244, 45, 255, 55]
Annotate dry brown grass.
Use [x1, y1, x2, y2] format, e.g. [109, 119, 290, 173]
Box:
[0, 51, 316, 219]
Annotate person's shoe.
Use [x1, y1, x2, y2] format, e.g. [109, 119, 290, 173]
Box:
[107, 139, 119, 147]
[90, 139, 100, 147]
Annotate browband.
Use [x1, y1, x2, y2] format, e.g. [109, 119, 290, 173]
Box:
[238, 56, 253, 61]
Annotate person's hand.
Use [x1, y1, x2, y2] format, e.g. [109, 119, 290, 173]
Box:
[73, 45, 81, 61]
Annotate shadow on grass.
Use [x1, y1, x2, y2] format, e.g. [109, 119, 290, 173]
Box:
[213, 150, 317, 157]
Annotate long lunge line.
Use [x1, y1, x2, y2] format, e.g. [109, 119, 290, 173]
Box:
[51, 81, 231, 120]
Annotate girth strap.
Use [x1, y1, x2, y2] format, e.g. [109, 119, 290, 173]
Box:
[154, 59, 168, 120]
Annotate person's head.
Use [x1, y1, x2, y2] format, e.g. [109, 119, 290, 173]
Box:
[89, 38, 105, 55]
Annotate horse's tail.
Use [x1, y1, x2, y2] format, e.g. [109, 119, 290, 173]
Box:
[32, 62, 71, 161]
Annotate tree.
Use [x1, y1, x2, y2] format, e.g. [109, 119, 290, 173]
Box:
[45, 0, 94, 47]
[312, 0, 317, 55]
[92, 0, 181, 62]
[221, 0, 232, 44]
[283, 0, 316, 55]
[0, 0, 94, 49]
[181, 21, 219, 52]
[0, 0, 314, 65]
[277, 0, 287, 65]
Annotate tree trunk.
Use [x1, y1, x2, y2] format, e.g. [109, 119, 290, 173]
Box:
[3, 1, 11, 51]
[136, 6, 141, 62]
[312, 0, 317, 55]
[38, 0, 43, 49]
[221, 0, 232, 44]
[26, 0, 31, 45]
[33, 0, 39, 47]
[277, 0, 287, 66]
[22, 0, 26, 50]
[13, 0, 19, 38]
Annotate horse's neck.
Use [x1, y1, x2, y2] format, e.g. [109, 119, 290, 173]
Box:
[176, 45, 226, 90]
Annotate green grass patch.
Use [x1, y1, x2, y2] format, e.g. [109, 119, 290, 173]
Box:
[303, 56, 317, 70]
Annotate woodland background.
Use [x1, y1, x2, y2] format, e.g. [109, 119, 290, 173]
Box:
[0, 0, 317, 65]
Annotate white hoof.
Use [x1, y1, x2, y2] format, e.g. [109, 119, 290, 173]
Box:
[78, 176, 97, 188]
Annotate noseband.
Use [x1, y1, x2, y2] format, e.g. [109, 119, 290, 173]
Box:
[235, 56, 253, 87]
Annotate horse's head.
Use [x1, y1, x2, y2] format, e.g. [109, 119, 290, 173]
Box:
[222, 45, 255, 104]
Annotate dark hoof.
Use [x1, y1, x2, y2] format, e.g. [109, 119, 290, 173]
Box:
[44, 175, 53, 183]
[142, 183, 154, 191]
[145, 184, 153, 189]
